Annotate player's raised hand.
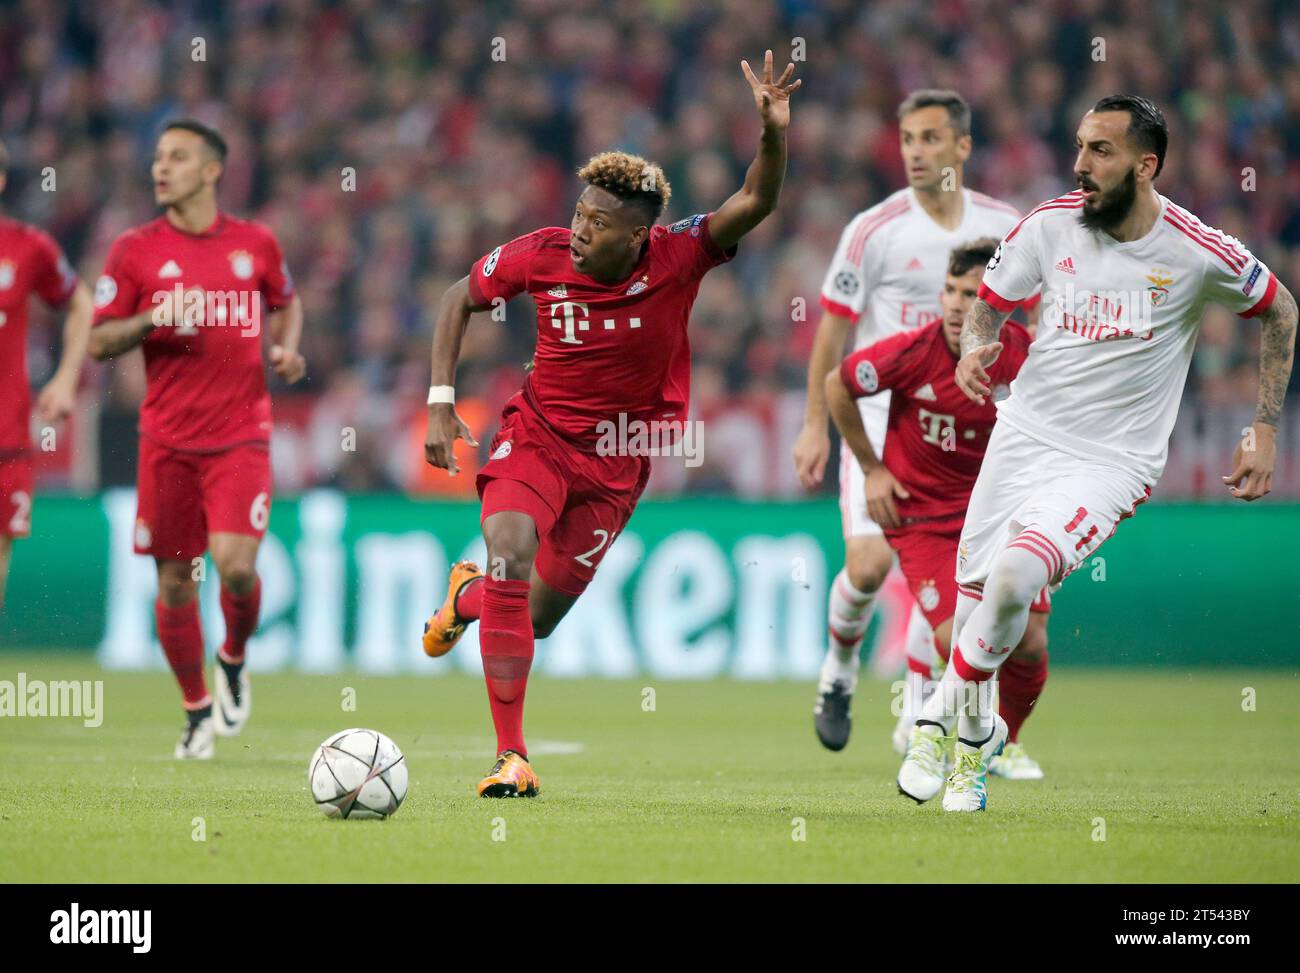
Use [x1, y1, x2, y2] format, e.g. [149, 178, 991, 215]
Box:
[269, 344, 306, 384]
[740, 50, 801, 131]
[793, 423, 831, 490]
[425, 405, 479, 476]
[1222, 423, 1275, 501]
[864, 465, 909, 530]
[955, 341, 1003, 405]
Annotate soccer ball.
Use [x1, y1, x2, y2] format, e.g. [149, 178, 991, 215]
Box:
[308, 728, 408, 819]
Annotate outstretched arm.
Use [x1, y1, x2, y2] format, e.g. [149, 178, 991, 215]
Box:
[708, 50, 801, 253]
[1224, 281, 1297, 501]
[954, 297, 1013, 404]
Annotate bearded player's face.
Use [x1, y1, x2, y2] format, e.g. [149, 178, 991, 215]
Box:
[899, 105, 970, 192]
[1074, 110, 1143, 231]
[152, 130, 218, 208]
[570, 185, 647, 278]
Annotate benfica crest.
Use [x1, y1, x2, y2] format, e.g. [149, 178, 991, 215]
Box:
[229, 250, 254, 280]
[1146, 270, 1174, 306]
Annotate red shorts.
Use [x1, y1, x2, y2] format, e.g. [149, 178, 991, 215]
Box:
[476, 393, 650, 597]
[135, 437, 272, 560]
[0, 454, 34, 538]
[889, 526, 1051, 632]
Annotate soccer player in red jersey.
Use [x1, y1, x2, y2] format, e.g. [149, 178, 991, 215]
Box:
[421, 51, 800, 797]
[88, 121, 305, 759]
[0, 139, 95, 609]
[825, 239, 1052, 784]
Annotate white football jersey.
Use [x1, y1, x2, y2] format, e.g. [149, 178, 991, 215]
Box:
[979, 190, 1278, 483]
[819, 187, 1023, 352]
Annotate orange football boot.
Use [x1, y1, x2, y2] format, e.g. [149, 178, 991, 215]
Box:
[422, 560, 484, 658]
[477, 750, 541, 798]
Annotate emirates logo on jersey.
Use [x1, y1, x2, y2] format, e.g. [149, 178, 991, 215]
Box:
[229, 250, 254, 280]
[0, 259, 14, 290]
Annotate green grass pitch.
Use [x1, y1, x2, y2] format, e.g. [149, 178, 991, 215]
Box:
[1, 654, 1296, 883]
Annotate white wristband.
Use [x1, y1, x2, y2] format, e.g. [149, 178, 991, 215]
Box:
[427, 385, 455, 405]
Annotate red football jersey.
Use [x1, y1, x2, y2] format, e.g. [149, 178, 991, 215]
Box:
[92, 213, 295, 451]
[839, 319, 1031, 526]
[468, 212, 734, 446]
[0, 217, 79, 451]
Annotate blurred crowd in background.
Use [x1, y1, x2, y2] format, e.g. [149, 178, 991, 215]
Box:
[3, 0, 1299, 497]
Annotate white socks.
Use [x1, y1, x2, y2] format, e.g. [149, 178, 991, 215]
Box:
[820, 568, 877, 690]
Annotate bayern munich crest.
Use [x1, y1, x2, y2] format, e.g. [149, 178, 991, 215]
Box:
[919, 582, 940, 612]
[229, 250, 254, 280]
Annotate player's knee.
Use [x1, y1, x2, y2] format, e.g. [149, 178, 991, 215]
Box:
[532, 615, 558, 640]
[844, 547, 891, 593]
[157, 569, 197, 607]
[1013, 622, 1048, 664]
[985, 564, 1038, 620]
[482, 519, 538, 581]
[218, 565, 258, 596]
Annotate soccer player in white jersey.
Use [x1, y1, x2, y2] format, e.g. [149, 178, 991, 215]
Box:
[795, 89, 1036, 752]
[897, 94, 1297, 811]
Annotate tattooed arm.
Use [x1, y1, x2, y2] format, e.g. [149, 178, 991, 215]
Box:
[1223, 281, 1297, 501]
[954, 297, 1013, 405]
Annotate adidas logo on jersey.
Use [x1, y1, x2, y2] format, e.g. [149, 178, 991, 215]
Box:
[912, 383, 937, 401]
[158, 260, 182, 278]
[1054, 257, 1076, 275]
[547, 283, 568, 298]
[905, 257, 924, 272]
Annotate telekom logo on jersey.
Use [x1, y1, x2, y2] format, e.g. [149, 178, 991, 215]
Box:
[549, 300, 640, 344]
[149, 285, 262, 338]
[1046, 283, 1155, 343]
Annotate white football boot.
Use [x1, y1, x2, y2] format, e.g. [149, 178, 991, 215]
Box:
[213, 660, 251, 737]
[175, 714, 215, 760]
[942, 714, 1008, 812]
[897, 722, 951, 803]
[988, 741, 1044, 780]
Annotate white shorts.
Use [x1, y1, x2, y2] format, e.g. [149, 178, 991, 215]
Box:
[956, 420, 1152, 595]
[838, 393, 890, 538]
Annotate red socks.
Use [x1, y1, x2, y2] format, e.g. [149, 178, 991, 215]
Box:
[478, 578, 533, 757]
[155, 599, 210, 709]
[455, 575, 485, 621]
[998, 651, 1049, 742]
[218, 577, 261, 664]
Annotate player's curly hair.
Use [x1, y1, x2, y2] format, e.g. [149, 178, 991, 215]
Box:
[576, 151, 672, 222]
